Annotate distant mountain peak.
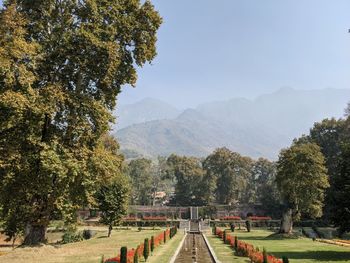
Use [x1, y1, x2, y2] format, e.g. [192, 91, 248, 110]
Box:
[114, 88, 350, 160]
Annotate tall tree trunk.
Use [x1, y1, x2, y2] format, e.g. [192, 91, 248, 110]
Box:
[108, 224, 112, 237]
[23, 224, 46, 245]
[279, 208, 293, 234]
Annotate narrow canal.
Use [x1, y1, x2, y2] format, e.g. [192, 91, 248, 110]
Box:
[174, 233, 215, 263]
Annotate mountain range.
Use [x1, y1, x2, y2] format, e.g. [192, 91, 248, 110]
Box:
[112, 88, 350, 160]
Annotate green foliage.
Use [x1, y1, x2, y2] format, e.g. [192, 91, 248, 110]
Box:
[82, 229, 96, 240]
[95, 177, 129, 237]
[0, 0, 161, 245]
[254, 158, 283, 218]
[282, 256, 289, 263]
[263, 248, 268, 263]
[203, 147, 253, 205]
[120, 247, 127, 263]
[62, 230, 84, 244]
[276, 142, 329, 221]
[331, 143, 350, 235]
[143, 238, 149, 261]
[234, 236, 238, 251]
[150, 236, 155, 252]
[134, 247, 139, 263]
[166, 154, 205, 206]
[246, 220, 252, 232]
[127, 158, 153, 205]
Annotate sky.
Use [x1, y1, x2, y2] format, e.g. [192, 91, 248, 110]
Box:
[120, 0, 350, 108]
[2, 0, 350, 108]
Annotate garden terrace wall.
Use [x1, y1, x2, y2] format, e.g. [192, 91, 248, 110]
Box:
[211, 220, 280, 228]
[121, 219, 180, 228]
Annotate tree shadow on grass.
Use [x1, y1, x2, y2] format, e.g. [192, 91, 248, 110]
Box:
[271, 251, 350, 261]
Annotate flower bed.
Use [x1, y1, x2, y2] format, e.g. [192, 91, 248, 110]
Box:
[123, 217, 137, 221]
[143, 216, 168, 221]
[214, 228, 282, 263]
[219, 216, 242, 221]
[247, 216, 272, 221]
[104, 226, 177, 263]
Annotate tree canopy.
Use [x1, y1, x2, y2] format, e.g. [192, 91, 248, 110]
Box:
[276, 142, 329, 233]
[0, 0, 161, 244]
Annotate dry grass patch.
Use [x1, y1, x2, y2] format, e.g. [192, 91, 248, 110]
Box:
[0, 227, 165, 263]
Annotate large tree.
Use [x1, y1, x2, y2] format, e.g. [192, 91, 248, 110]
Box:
[95, 178, 129, 238]
[276, 142, 329, 234]
[203, 148, 251, 205]
[166, 154, 205, 206]
[331, 142, 350, 236]
[308, 118, 345, 219]
[253, 158, 282, 217]
[0, 0, 161, 245]
[127, 158, 153, 205]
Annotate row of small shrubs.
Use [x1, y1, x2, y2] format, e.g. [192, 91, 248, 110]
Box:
[104, 226, 178, 263]
[213, 227, 289, 263]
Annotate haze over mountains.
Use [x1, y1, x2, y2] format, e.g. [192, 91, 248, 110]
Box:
[113, 88, 350, 160]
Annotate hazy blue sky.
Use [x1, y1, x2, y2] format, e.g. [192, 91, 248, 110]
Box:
[120, 0, 350, 108]
[2, 1, 350, 108]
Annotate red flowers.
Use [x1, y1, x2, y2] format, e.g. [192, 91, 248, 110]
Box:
[214, 228, 282, 263]
[247, 216, 272, 220]
[220, 216, 242, 220]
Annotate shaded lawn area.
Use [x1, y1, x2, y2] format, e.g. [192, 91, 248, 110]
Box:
[205, 232, 248, 263]
[231, 229, 350, 263]
[0, 227, 168, 263]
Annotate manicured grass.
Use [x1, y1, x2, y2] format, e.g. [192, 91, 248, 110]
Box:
[232, 228, 350, 263]
[205, 233, 248, 263]
[0, 227, 167, 263]
[147, 231, 184, 263]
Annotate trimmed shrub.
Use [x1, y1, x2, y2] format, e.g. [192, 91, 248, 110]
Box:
[234, 236, 238, 251]
[120, 247, 127, 263]
[62, 230, 83, 244]
[134, 247, 139, 263]
[263, 248, 268, 263]
[143, 238, 149, 261]
[246, 220, 252, 232]
[151, 236, 155, 253]
[282, 256, 289, 263]
[82, 229, 96, 240]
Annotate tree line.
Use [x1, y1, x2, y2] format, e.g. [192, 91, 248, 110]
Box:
[126, 149, 282, 217]
[126, 103, 350, 236]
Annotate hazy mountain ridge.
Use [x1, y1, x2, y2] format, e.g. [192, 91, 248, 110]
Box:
[113, 98, 181, 130]
[113, 88, 350, 160]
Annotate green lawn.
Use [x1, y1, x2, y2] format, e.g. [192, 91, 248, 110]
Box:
[205, 233, 248, 263]
[0, 227, 174, 263]
[229, 228, 350, 263]
[147, 231, 184, 263]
